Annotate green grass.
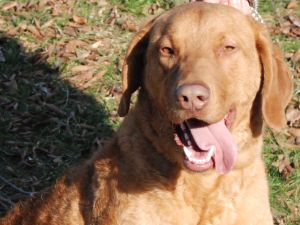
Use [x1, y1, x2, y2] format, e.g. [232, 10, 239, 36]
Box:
[0, 0, 299, 224]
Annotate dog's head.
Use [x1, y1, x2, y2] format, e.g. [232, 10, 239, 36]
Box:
[118, 3, 293, 174]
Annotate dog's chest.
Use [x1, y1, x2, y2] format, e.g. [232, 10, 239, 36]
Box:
[115, 189, 200, 225]
[114, 172, 247, 225]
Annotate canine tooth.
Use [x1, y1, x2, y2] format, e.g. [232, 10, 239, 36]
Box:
[183, 146, 192, 158]
[208, 146, 216, 157]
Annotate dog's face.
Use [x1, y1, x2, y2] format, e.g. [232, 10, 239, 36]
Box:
[119, 3, 293, 174]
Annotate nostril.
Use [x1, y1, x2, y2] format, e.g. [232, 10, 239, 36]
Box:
[197, 95, 207, 102]
[176, 83, 210, 110]
[182, 95, 189, 102]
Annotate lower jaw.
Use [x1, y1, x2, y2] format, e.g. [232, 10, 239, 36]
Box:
[183, 158, 214, 172]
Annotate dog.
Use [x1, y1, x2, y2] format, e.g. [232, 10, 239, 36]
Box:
[0, 2, 293, 225]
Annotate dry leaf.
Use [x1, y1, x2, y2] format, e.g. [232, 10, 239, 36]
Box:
[77, 26, 92, 33]
[90, 40, 103, 49]
[62, 26, 77, 37]
[34, 18, 41, 30]
[272, 155, 294, 179]
[64, 40, 87, 54]
[288, 14, 300, 27]
[122, 21, 138, 32]
[72, 15, 88, 25]
[76, 49, 90, 59]
[69, 71, 94, 84]
[71, 65, 96, 73]
[52, 4, 63, 16]
[43, 28, 56, 38]
[287, 0, 298, 9]
[291, 49, 300, 63]
[280, 20, 292, 35]
[41, 19, 54, 29]
[27, 25, 44, 39]
[18, 22, 27, 31]
[2, 2, 18, 11]
[81, 70, 106, 89]
[67, 22, 82, 28]
[291, 27, 300, 36]
[286, 105, 300, 126]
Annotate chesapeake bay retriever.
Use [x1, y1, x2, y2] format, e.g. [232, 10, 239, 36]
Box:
[0, 2, 293, 225]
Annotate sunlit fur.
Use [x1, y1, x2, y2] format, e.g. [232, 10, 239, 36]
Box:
[1, 3, 292, 225]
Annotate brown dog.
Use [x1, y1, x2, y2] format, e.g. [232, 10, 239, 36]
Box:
[0, 2, 293, 225]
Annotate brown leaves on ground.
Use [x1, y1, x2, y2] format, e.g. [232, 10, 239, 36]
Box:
[287, 0, 299, 10]
[272, 155, 295, 179]
[279, 14, 300, 37]
[0, 0, 140, 93]
[72, 15, 88, 25]
[1, 2, 19, 11]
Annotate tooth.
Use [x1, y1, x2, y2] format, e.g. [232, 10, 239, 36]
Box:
[184, 132, 189, 141]
[180, 124, 186, 131]
[187, 140, 192, 146]
[183, 146, 192, 158]
[208, 146, 216, 157]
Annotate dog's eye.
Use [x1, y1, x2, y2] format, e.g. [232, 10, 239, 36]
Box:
[160, 47, 175, 57]
[223, 45, 236, 52]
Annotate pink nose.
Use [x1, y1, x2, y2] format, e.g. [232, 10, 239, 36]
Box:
[176, 84, 210, 110]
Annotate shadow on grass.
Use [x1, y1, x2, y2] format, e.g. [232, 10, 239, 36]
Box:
[0, 33, 114, 216]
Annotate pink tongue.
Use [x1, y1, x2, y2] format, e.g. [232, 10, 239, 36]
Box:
[186, 120, 237, 174]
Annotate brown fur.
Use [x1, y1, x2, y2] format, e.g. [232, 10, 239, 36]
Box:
[0, 3, 293, 225]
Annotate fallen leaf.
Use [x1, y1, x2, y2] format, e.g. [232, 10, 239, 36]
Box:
[27, 25, 44, 39]
[272, 155, 294, 179]
[291, 49, 300, 63]
[34, 18, 41, 30]
[72, 15, 88, 25]
[41, 19, 54, 29]
[71, 65, 96, 73]
[81, 70, 106, 89]
[90, 40, 103, 49]
[280, 20, 292, 35]
[69, 70, 94, 87]
[291, 27, 300, 36]
[77, 26, 92, 33]
[286, 105, 300, 126]
[2, 2, 18, 11]
[18, 22, 27, 31]
[43, 28, 56, 38]
[76, 49, 90, 59]
[287, 0, 298, 9]
[64, 39, 87, 54]
[67, 22, 82, 28]
[122, 21, 138, 32]
[288, 14, 300, 27]
[62, 26, 77, 37]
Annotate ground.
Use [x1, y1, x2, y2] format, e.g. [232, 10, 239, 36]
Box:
[0, 0, 299, 224]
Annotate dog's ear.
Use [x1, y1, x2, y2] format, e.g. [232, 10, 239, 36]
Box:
[256, 26, 293, 131]
[118, 17, 157, 117]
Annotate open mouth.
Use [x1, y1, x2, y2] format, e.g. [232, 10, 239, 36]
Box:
[174, 109, 237, 174]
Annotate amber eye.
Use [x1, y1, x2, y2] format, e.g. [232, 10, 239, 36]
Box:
[160, 46, 175, 57]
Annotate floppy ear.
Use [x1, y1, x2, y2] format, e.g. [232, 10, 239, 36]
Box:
[256, 27, 293, 131]
[118, 17, 157, 117]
